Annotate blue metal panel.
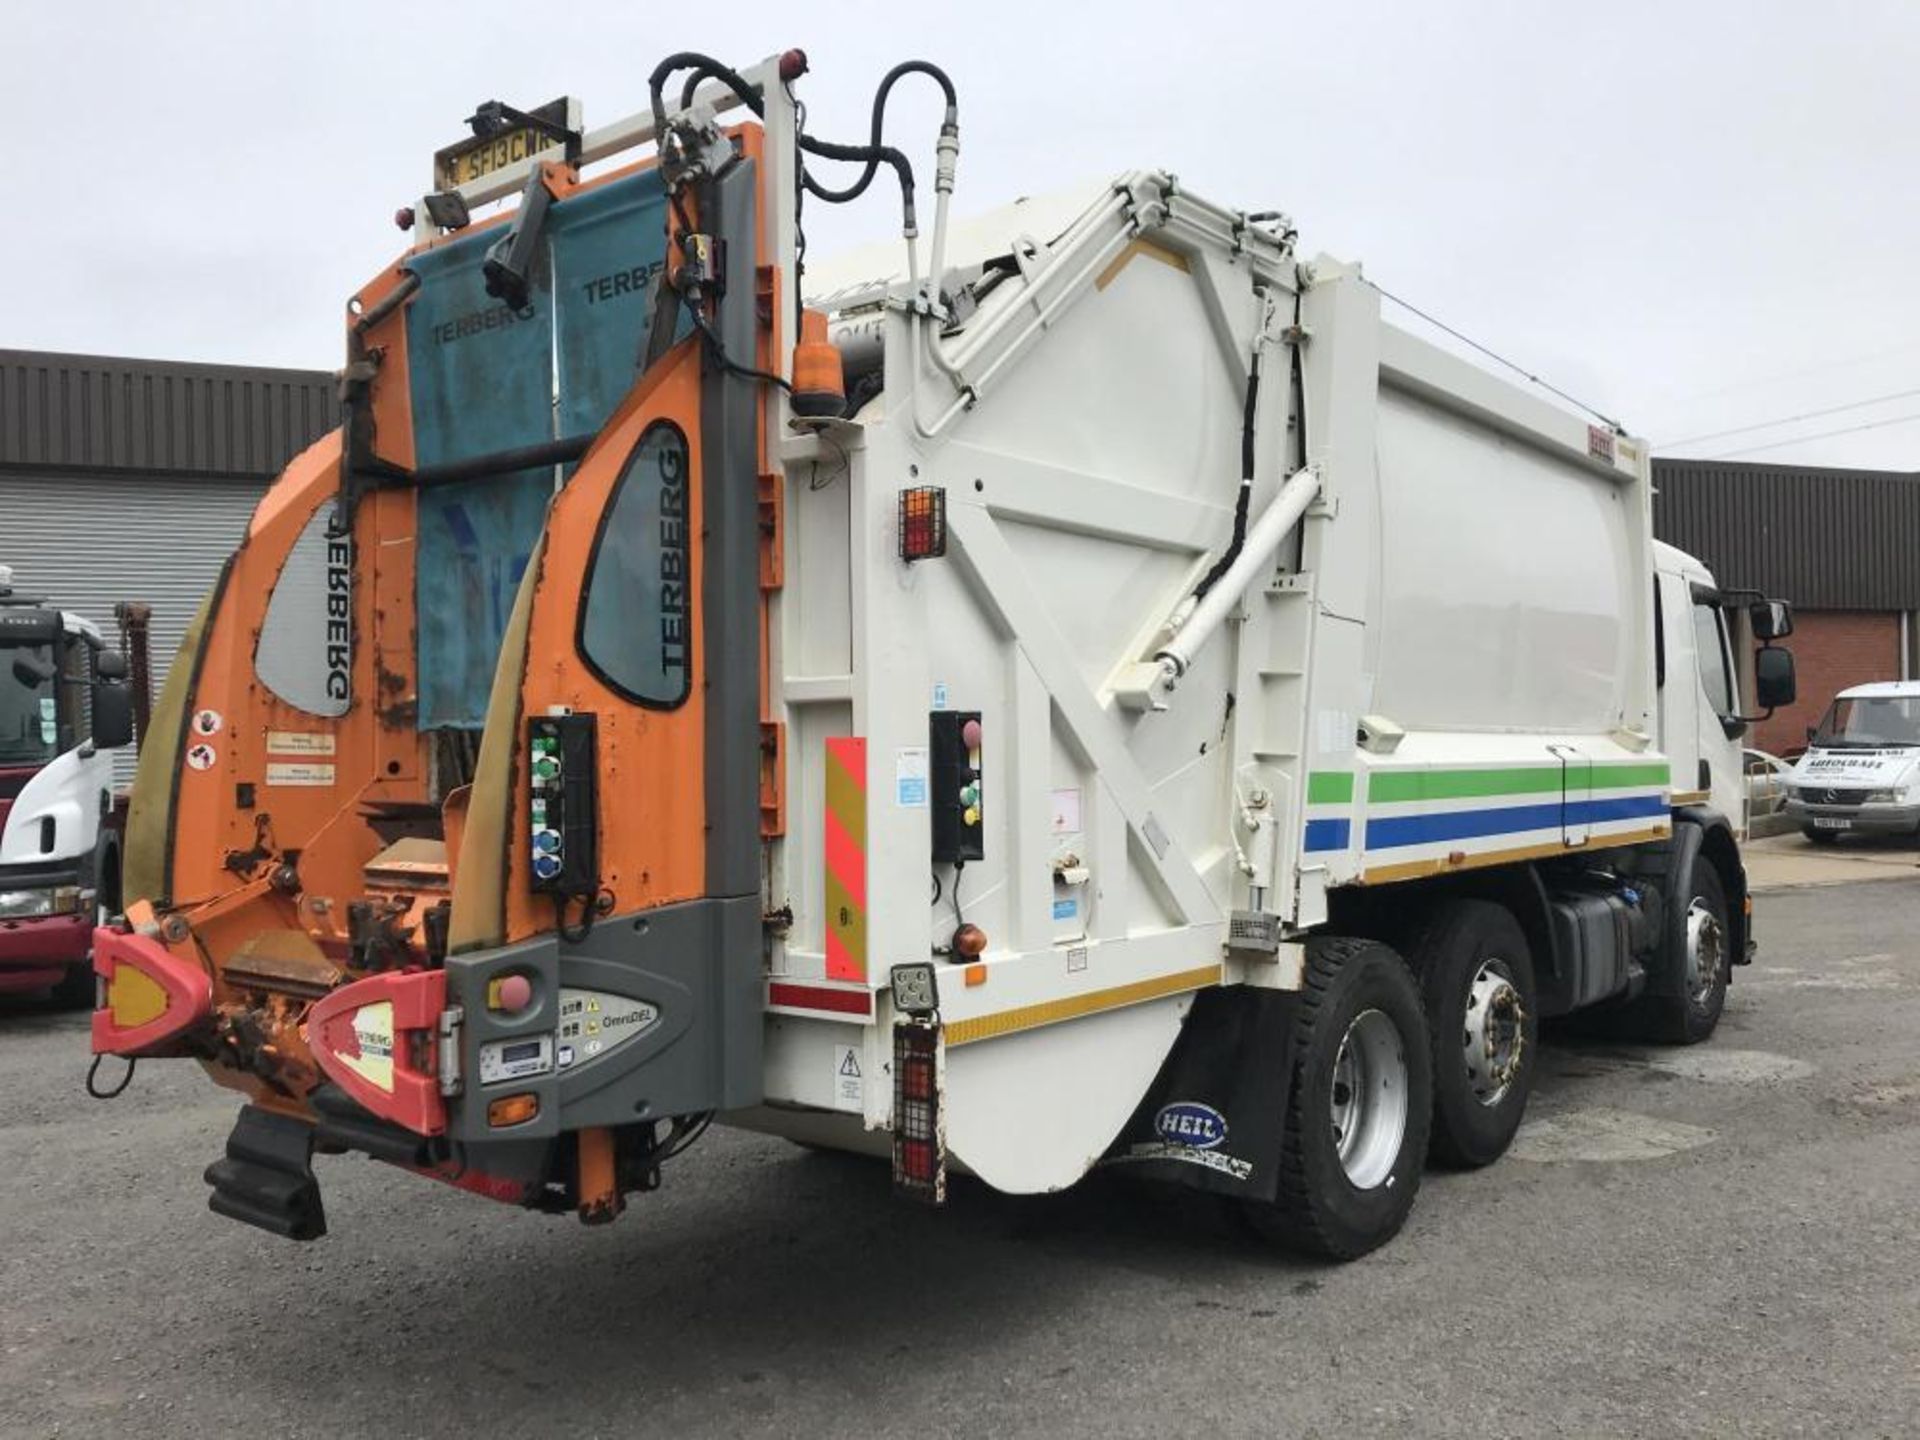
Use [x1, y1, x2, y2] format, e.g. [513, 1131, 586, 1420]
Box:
[550, 168, 676, 438]
[402, 170, 679, 729]
[406, 229, 556, 729]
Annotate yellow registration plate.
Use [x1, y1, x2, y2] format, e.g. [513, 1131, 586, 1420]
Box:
[434, 99, 573, 191]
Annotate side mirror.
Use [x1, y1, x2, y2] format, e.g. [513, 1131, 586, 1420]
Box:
[96, 649, 129, 681]
[11, 652, 55, 688]
[1755, 645, 1796, 710]
[1751, 599, 1794, 641]
[92, 678, 135, 750]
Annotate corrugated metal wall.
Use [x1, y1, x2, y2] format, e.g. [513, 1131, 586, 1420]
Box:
[1653, 459, 1920, 611]
[0, 351, 335, 786]
[0, 475, 263, 786]
[0, 351, 333, 477]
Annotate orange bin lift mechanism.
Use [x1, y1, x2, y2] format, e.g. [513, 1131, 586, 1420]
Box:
[91, 909, 214, 1058]
[498, 340, 711, 945]
[823, 737, 868, 982]
[305, 969, 449, 1135]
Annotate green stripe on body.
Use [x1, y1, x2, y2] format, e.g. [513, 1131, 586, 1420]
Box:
[1306, 771, 1354, 804]
[1367, 762, 1669, 804]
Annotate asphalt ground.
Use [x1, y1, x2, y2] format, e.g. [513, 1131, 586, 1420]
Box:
[4, 877, 1919, 1438]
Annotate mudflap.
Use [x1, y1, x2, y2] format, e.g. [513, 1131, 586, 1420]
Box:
[205, 1104, 327, 1241]
[1098, 985, 1294, 1202]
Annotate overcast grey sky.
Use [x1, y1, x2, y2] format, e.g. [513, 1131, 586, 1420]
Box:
[7, 1, 1917, 466]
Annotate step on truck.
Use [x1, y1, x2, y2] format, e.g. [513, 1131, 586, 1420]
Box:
[1, 569, 139, 1003]
[91, 49, 1798, 1257]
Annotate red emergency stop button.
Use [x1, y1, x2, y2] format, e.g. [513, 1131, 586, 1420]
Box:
[489, 973, 533, 1014]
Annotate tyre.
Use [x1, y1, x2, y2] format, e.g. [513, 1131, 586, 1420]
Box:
[1626, 859, 1732, 1045]
[1404, 900, 1537, 1169]
[1242, 936, 1432, 1260]
[1802, 827, 1840, 846]
[50, 962, 95, 1009]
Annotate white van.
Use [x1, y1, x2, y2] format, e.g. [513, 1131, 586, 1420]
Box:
[1787, 680, 1920, 842]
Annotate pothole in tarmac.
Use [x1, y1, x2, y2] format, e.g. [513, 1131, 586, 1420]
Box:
[1510, 1107, 1716, 1163]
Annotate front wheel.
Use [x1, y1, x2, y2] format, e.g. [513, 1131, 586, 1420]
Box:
[1802, 826, 1840, 846]
[1627, 859, 1732, 1045]
[1242, 936, 1432, 1260]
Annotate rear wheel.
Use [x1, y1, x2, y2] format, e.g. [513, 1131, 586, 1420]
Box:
[1405, 900, 1537, 1168]
[1242, 936, 1431, 1260]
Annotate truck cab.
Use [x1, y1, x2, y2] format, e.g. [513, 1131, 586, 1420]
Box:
[1786, 680, 1920, 842]
[1653, 540, 1797, 835]
[0, 567, 136, 1001]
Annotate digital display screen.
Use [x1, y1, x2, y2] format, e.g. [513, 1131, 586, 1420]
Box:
[501, 1040, 543, 1064]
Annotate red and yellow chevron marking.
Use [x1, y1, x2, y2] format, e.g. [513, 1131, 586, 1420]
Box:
[823, 738, 867, 982]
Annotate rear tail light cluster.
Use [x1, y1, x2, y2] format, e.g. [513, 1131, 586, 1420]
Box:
[891, 1019, 945, 1204]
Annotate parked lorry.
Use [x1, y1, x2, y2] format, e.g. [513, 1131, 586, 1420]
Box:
[0, 568, 138, 1002]
[1787, 680, 1920, 841]
[89, 50, 1797, 1257]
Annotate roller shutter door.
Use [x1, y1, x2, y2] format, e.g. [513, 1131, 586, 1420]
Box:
[0, 472, 267, 786]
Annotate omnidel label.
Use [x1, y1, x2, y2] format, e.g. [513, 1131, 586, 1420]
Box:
[1154, 1102, 1228, 1150]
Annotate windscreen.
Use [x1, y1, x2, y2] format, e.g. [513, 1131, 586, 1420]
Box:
[1813, 696, 1920, 748]
[0, 643, 58, 766]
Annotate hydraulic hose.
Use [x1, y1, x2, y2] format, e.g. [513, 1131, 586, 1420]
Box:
[1193, 348, 1265, 600]
[801, 60, 956, 205]
[647, 52, 765, 150]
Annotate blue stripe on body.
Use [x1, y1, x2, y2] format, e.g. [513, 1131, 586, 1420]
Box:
[1303, 818, 1351, 852]
[1363, 794, 1669, 850]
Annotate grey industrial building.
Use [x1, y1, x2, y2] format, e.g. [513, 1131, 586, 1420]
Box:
[0, 350, 335, 778]
[2, 349, 1910, 773]
[1653, 457, 1920, 753]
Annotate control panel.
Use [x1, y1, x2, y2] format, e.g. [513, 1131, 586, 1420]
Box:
[556, 988, 661, 1071]
[930, 710, 984, 863]
[528, 712, 598, 894]
[479, 1034, 554, 1085]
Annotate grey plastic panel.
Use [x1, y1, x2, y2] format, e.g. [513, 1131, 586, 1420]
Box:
[445, 894, 763, 1140]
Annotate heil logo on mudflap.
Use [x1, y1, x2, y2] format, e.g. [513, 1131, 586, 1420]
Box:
[1155, 1102, 1228, 1150]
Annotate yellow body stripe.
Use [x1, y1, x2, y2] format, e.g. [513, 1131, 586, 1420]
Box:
[945, 964, 1222, 1047]
[1357, 823, 1672, 885]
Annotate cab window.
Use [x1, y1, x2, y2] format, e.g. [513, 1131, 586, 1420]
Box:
[1692, 601, 1733, 717]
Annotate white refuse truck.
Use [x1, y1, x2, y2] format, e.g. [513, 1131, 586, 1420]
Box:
[91, 49, 1796, 1258]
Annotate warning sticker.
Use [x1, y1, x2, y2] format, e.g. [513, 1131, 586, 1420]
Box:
[833, 1044, 864, 1110]
[186, 742, 217, 771]
[192, 709, 223, 737]
[895, 747, 929, 809]
[266, 761, 336, 787]
[267, 730, 336, 755]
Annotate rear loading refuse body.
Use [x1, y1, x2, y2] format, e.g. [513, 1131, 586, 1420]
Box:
[93, 50, 1796, 1256]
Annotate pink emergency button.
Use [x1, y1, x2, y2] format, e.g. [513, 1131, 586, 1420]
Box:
[489, 973, 533, 1014]
[961, 718, 983, 750]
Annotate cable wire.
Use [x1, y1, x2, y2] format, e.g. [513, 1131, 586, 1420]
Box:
[1704, 409, 1920, 460]
[1660, 386, 1920, 449]
[1367, 280, 1625, 433]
